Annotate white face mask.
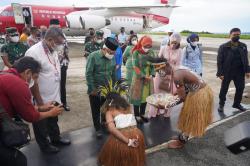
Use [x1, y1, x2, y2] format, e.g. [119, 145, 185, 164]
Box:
[105, 52, 114, 60]
[96, 39, 103, 44]
[54, 44, 64, 55]
[142, 47, 150, 53]
[10, 36, 19, 43]
[132, 40, 137, 46]
[29, 78, 35, 88]
[191, 41, 198, 46]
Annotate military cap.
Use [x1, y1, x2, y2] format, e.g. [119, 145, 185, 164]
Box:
[104, 37, 119, 51]
[95, 30, 104, 37]
[5, 27, 18, 34]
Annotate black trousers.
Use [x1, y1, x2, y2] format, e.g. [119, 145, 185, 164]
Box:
[134, 103, 147, 117]
[32, 117, 60, 148]
[219, 73, 245, 106]
[60, 65, 68, 106]
[0, 142, 27, 166]
[89, 95, 106, 131]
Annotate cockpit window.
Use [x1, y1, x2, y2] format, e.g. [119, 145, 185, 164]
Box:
[0, 10, 14, 17]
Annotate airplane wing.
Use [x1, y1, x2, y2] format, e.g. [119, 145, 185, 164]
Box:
[73, 3, 178, 10]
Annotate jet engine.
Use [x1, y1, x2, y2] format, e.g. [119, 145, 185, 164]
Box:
[65, 14, 110, 30]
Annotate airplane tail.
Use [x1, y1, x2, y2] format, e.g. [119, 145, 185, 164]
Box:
[154, 0, 177, 5]
[151, 0, 177, 18]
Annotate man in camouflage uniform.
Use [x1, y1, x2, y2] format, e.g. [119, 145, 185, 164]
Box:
[83, 30, 104, 58]
[0, 27, 28, 68]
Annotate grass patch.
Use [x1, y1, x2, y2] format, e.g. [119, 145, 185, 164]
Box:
[140, 32, 250, 40]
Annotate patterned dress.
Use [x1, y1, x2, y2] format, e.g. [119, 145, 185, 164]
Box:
[130, 50, 155, 105]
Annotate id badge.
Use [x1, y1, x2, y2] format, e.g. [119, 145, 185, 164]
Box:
[55, 72, 60, 82]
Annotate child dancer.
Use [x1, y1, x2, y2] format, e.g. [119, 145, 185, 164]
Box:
[98, 82, 145, 166]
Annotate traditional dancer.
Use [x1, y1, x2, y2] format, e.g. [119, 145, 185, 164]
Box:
[149, 59, 214, 148]
[98, 81, 145, 166]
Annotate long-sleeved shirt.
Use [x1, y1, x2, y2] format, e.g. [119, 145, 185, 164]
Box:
[0, 69, 40, 122]
[182, 43, 203, 75]
[85, 50, 116, 94]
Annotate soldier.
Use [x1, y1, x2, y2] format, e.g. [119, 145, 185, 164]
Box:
[0, 27, 28, 68]
[83, 30, 104, 58]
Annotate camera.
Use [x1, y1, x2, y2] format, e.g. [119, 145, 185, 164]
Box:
[52, 101, 63, 108]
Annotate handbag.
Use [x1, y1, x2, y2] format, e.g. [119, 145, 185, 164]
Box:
[0, 105, 31, 148]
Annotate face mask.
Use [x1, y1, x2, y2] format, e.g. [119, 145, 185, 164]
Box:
[191, 41, 198, 46]
[132, 40, 137, 45]
[142, 47, 150, 53]
[232, 36, 240, 42]
[51, 41, 64, 53]
[96, 39, 103, 44]
[28, 78, 35, 88]
[10, 36, 19, 43]
[105, 52, 114, 60]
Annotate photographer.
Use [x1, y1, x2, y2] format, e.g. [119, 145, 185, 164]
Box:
[0, 57, 63, 166]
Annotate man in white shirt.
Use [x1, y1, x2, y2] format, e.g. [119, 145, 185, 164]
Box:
[117, 27, 128, 52]
[25, 27, 71, 153]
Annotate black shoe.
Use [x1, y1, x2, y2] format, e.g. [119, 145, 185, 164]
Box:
[232, 104, 247, 111]
[52, 137, 71, 146]
[64, 105, 70, 112]
[140, 115, 149, 123]
[40, 144, 60, 154]
[218, 105, 224, 112]
[96, 130, 103, 139]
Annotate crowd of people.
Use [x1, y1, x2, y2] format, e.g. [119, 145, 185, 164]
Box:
[0, 23, 249, 166]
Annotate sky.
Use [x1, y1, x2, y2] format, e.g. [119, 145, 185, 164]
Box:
[0, 0, 250, 33]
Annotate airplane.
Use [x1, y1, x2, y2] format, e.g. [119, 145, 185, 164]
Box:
[0, 0, 177, 36]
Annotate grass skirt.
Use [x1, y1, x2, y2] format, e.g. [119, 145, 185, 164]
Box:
[177, 85, 214, 137]
[98, 127, 145, 166]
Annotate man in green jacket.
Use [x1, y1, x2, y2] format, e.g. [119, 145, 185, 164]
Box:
[86, 37, 118, 138]
[1, 27, 28, 68]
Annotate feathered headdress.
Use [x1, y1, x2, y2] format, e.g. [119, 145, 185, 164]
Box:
[99, 79, 130, 113]
[98, 79, 129, 98]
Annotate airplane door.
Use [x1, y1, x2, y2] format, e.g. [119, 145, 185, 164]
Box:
[143, 15, 153, 29]
[11, 3, 25, 24]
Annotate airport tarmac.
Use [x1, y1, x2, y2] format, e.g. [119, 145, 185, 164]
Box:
[20, 35, 250, 166]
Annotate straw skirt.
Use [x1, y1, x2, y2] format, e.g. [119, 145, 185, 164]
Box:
[177, 85, 214, 137]
[98, 127, 145, 166]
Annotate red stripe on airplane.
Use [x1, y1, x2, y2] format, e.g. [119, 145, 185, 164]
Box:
[153, 15, 169, 24]
[161, 0, 168, 4]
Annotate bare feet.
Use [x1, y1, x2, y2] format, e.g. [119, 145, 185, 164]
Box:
[167, 140, 184, 149]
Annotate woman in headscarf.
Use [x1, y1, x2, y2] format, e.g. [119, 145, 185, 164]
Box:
[182, 33, 203, 76]
[130, 36, 155, 123]
[123, 34, 138, 86]
[148, 32, 183, 118]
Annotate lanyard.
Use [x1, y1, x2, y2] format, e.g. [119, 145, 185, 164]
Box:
[42, 41, 59, 73]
